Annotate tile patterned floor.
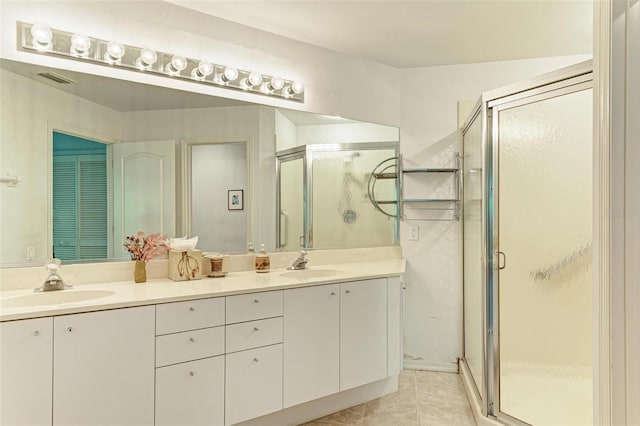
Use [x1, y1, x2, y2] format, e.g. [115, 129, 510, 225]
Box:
[300, 370, 476, 426]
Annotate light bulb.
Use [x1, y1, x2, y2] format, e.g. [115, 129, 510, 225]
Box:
[30, 23, 52, 51]
[136, 48, 157, 70]
[104, 41, 125, 64]
[70, 33, 91, 57]
[284, 81, 304, 97]
[291, 81, 304, 94]
[165, 55, 187, 76]
[248, 71, 263, 86]
[222, 67, 238, 83]
[240, 71, 263, 90]
[268, 76, 285, 91]
[191, 60, 213, 80]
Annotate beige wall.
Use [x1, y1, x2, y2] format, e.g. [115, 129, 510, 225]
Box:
[0, 70, 121, 265]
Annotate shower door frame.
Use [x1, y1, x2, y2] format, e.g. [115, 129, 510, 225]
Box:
[460, 100, 491, 417]
[275, 142, 400, 250]
[461, 60, 594, 426]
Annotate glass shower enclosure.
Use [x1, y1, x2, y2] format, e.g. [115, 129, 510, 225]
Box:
[276, 143, 399, 250]
[461, 61, 593, 426]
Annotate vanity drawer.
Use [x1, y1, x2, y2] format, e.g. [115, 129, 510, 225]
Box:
[226, 317, 283, 353]
[226, 290, 283, 324]
[156, 326, 225, 367]
[156, 297, 225, 335]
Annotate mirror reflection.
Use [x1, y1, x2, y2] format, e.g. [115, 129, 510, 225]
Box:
[0, 58, 399, 267]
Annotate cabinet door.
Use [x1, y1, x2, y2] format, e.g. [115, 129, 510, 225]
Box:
[156, 356, 224, 426]
[53, 306, 155, 426]
[225, 344, 283, 425]
[0, 317, 53, 426]
[283, 284, 339, 407]
[340, 278, 388, 390]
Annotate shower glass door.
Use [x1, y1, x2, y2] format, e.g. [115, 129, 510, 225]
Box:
[492, 86, 593, 425]
[278, 156, 305, 250]
[311, 148, 398, 249]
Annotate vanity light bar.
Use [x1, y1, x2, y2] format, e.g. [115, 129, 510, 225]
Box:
[17, 22, 305, 103]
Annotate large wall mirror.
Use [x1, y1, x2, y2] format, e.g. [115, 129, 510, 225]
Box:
[0, 58, 399, 267]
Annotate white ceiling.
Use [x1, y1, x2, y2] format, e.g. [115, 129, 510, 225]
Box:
[165, 0, 593, 68]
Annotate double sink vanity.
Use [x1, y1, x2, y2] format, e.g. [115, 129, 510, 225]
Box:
[0, 248, 404, 426]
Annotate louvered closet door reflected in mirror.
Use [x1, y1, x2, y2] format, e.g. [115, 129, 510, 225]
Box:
[52, 131, 108, 261]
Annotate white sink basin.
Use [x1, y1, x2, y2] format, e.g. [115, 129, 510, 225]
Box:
[280, 269, 343, 279]
[1, 290, 115, 309]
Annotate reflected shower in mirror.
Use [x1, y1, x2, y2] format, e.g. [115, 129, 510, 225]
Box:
[0, 58, 399, 266]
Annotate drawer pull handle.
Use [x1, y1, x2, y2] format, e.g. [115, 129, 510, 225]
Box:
[253, 358, 259, 362]
[253, 299, 260, 303]
[189, 337, 195, 343]
[189, 371, 195, 376]
[67, 327, 73, 332]
[253, 327, 259, 331]
[189, 307, 195, 312]
[33, 330, 40, 336]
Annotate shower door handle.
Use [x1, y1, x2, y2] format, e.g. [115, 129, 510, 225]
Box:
[497, 251, 507, 270]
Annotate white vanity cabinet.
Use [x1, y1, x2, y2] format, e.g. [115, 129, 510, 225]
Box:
[283, 283, 340, 407]
[340, 278, 388, 390]
[283, 278, 394, 406]
[155, 297, 226, 426]
[225, 290, 284, 425]
[225, 343, 283, 425]
[0, 317, 53, 426]
[53, 305, 155, 426]
[155, 356, 225, 426]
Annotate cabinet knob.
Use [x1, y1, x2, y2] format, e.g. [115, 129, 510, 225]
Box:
[189, 371, 195, 376]
[33, 330, 40, 336]
[67, 327, 73, 332]
[253, 299, 260, 304]
[189, 307, 195, 312]
[345, 290, 351, 294]
[330, 292, 336, 296]
[253, 357, 259, 362]
[253, 327, 259, 331]
[189, 337, 195, 343]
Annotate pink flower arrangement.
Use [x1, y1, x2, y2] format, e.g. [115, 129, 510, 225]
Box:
[123, 231, 168, 262]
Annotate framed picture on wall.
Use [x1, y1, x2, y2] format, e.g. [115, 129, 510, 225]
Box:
[228, 189, 244, 210]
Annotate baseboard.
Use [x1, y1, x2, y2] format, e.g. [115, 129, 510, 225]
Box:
[403, 360, 459, 373]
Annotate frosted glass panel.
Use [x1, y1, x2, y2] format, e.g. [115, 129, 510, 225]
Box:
[279, 158, 304, 250]
[462, 112, 484, 397]
[312, 149, 397, 248]
[497, 89, 592, 425]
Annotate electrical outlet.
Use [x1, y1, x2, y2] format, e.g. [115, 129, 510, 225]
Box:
[409, 225, 419, 241]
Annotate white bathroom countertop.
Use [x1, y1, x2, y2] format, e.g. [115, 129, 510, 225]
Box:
[0, 259, 405, 322]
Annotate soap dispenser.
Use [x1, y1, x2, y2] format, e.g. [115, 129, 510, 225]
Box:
[255, 244, 270, 273]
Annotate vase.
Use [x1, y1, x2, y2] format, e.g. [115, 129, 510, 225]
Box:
[134, 260, 147, 283]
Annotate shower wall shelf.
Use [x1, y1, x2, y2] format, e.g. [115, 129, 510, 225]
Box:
[399, 153, 461, 221]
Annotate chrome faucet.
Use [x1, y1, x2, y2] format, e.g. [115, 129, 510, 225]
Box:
[35, 263, 71, 292]
[287, 250, 308, 270]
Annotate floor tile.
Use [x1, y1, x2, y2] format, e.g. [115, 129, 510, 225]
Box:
[419, 406, 476, 426]
[314, 403, 365, 424]
[299, 369, 476, 426]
